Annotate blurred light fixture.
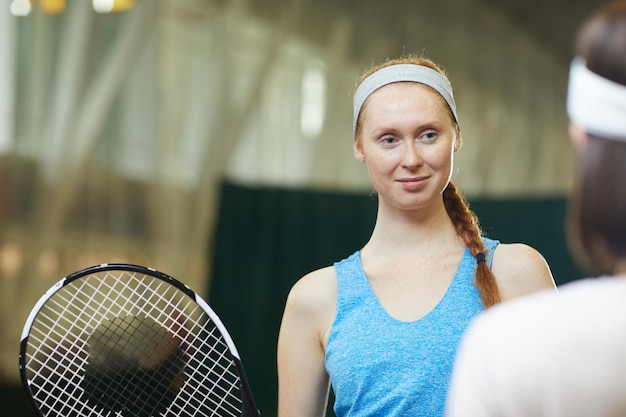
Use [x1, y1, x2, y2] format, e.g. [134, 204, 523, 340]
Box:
[93, 0, 136, 13]
[0, 242, 23, 278]
[10, 0, 31, 16]
[10, 0, 66, 16]
[41, 0, 66, 15]
[300, 66, 327, 139]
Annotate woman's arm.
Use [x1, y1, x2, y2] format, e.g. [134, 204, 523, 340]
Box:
[277, 267, 337, 417]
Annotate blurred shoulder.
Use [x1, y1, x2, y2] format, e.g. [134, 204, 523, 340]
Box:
[491, 242, 557, 301]
[448, 278, 626, 417]
[471, 277, 626, 340]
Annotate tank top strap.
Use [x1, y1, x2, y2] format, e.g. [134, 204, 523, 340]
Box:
[333, 251, 376, 314]
[482, 237, 500, 267]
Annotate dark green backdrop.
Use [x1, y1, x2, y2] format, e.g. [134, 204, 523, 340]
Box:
[208, 182, 586, 417]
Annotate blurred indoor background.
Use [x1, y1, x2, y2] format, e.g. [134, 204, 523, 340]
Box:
[0, 0, 607, 415]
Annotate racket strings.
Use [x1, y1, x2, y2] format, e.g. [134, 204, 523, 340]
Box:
[80, 315, 186, 416]
[175, 325, 243, 416]
[23, 270, 248, 417]
[26, 286, 93, 414]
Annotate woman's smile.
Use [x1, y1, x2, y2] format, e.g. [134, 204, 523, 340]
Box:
[397, 175, 430, 191]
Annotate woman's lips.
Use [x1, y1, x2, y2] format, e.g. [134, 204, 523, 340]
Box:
[397, 176, 429, 191]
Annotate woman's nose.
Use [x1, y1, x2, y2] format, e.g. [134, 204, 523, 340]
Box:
[402, 143, 422, 168]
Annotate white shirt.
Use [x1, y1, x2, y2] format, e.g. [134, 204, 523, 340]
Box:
[446, 277, 626, 417]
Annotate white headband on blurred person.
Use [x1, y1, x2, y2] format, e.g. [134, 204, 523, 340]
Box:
[352, 64, 459, 138]
[567, 57, 626, 140]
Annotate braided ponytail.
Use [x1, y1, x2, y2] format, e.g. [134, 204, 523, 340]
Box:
[443, 181, 501, 308]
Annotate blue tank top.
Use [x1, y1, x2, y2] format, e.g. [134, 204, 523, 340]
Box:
[325, 238, 498, 417]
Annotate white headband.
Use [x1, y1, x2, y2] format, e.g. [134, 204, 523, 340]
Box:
[567, 57, 626, 140]
[352, 63, 459, 137]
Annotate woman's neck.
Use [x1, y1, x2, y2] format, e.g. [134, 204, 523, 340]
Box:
[363, 199, 462, 257]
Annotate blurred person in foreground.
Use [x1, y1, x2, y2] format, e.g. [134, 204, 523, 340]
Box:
[446, 2, 626, 416]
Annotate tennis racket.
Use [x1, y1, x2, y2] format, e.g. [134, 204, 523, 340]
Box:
[19, 263, 260, 417]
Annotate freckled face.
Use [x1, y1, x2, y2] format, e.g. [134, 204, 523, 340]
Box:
[354, 82, 460, 211]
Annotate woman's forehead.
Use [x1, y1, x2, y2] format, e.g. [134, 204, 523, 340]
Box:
[362, 82, 451, 118]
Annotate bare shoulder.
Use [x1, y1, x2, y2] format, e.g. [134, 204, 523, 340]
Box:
[281, 266, 337, 338]
[491, 242, 557, 301]
[287, 266, 337, 310]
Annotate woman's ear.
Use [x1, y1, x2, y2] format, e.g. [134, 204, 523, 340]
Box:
[354, 140, 366, 162]
[454, 131, 462, 152]
[569, 123, 588, 152]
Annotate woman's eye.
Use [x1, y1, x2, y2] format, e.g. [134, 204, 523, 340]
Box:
[420, 131, 438, 142]
[381, 136, 398, 145]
